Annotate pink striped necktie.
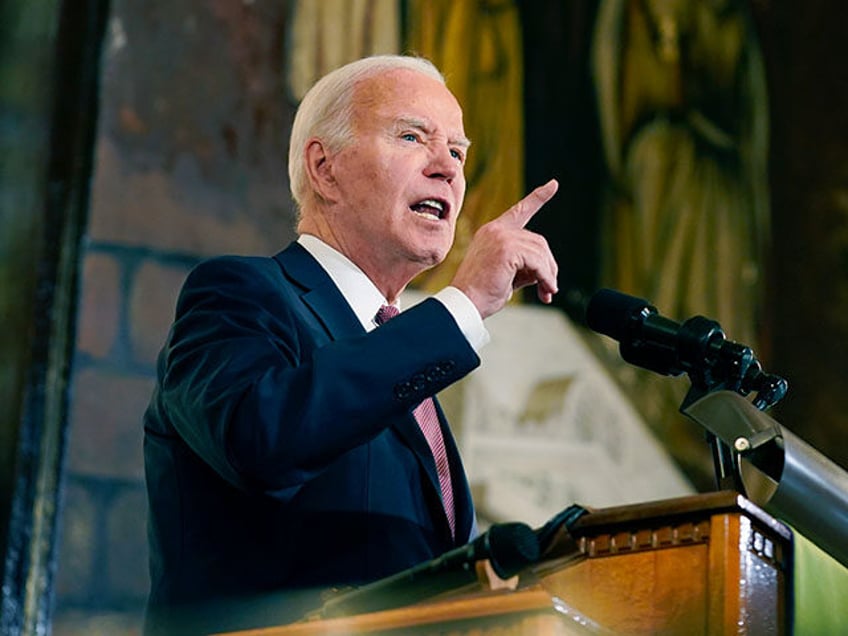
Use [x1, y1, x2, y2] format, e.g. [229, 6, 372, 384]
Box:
[374, 305, 456, 538]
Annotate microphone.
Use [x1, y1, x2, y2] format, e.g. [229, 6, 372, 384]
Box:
[585, 289, 786, 407]
[320, 522, 540, 617]
[585, 288, 721, 377]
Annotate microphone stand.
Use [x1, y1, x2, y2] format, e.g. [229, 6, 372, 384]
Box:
[586, 289, 848, 568]
[661, 316, 789, 493]
[584, 288, 787, 493]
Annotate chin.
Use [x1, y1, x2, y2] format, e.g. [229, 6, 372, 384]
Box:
[401, 231, 453, 269]
[422, 246, 450, 267]
[404, 240, 447, 265]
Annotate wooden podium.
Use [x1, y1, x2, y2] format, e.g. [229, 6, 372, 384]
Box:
[219, 491, 793, 635]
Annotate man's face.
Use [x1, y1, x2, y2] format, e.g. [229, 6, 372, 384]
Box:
[325, 69, 468, 281]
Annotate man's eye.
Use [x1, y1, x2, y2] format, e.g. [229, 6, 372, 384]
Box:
[401, 133, 418, 142]
[450, 149, 464, 162]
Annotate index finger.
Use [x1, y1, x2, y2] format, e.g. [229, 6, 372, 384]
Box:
[500, 179, 559, 229]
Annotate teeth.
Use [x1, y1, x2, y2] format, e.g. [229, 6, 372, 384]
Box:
[419, 199, 444, 212]
[411, 199, 445, 221]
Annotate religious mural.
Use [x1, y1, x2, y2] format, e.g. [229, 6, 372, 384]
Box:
[593, 0, 770, 350]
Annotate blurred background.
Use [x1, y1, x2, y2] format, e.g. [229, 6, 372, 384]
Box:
[2, 0, 847, 633]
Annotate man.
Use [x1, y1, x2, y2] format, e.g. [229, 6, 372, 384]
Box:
[143, 54, 558, 634]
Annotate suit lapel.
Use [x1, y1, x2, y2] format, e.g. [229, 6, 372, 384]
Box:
[273, 242, 363, 340]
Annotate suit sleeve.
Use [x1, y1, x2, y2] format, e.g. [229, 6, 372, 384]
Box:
[152, 256, 480, 499]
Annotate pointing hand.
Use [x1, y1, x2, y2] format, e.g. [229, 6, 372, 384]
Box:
[451, 180, 559, 319]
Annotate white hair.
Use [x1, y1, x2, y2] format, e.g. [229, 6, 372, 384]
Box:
[288, 55, 445, 211]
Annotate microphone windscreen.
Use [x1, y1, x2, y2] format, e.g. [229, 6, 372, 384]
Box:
[485, 522, 540, 579]
[585, 288, 653, 341]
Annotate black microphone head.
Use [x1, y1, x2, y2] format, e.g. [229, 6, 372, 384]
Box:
[485, 522, 540, 579]
[585, 288, 654, 341]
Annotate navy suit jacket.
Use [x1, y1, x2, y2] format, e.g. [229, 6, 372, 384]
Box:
[143, 242, 480, 630]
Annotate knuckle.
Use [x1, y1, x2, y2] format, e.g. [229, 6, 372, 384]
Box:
[479, 221, 507, 242]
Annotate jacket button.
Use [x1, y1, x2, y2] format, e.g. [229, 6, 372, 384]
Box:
[394, 382, 412, 399]
[411, 373, 427, 391]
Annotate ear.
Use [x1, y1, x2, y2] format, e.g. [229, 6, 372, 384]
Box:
[304, 138, 338, 203]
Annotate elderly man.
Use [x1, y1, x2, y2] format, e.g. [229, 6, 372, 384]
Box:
[143, 54, 558, 634]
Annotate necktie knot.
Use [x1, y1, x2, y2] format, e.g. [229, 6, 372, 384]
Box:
[375, 304, 400, 326]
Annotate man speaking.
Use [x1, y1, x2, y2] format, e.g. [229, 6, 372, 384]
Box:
[143, 54, 559, 634]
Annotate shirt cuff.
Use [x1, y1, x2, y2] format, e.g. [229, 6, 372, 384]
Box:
[433, 286, 491, 353]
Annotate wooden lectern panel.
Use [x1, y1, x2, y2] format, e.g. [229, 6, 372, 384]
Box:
[219, 492, 792, 635]
[535, 491, 792, 635]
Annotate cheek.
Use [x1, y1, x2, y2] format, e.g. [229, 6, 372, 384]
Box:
[454, 183, 466, 213]
[338, 147, 388, 185]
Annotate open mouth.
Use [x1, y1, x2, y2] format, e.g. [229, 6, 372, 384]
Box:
[409, 198, 448, 221]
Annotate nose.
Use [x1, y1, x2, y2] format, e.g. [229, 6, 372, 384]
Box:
[424, 143, 460, 183]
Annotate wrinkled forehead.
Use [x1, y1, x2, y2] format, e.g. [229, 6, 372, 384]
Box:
[351, 69, 466, 139]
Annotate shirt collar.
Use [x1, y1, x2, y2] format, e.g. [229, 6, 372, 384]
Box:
[297, 234, 397, 332]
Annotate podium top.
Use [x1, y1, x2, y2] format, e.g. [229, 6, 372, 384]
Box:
[569, 490, 792, 541]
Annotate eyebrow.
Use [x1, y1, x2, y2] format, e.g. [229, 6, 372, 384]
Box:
[395, 117, 472, 149]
